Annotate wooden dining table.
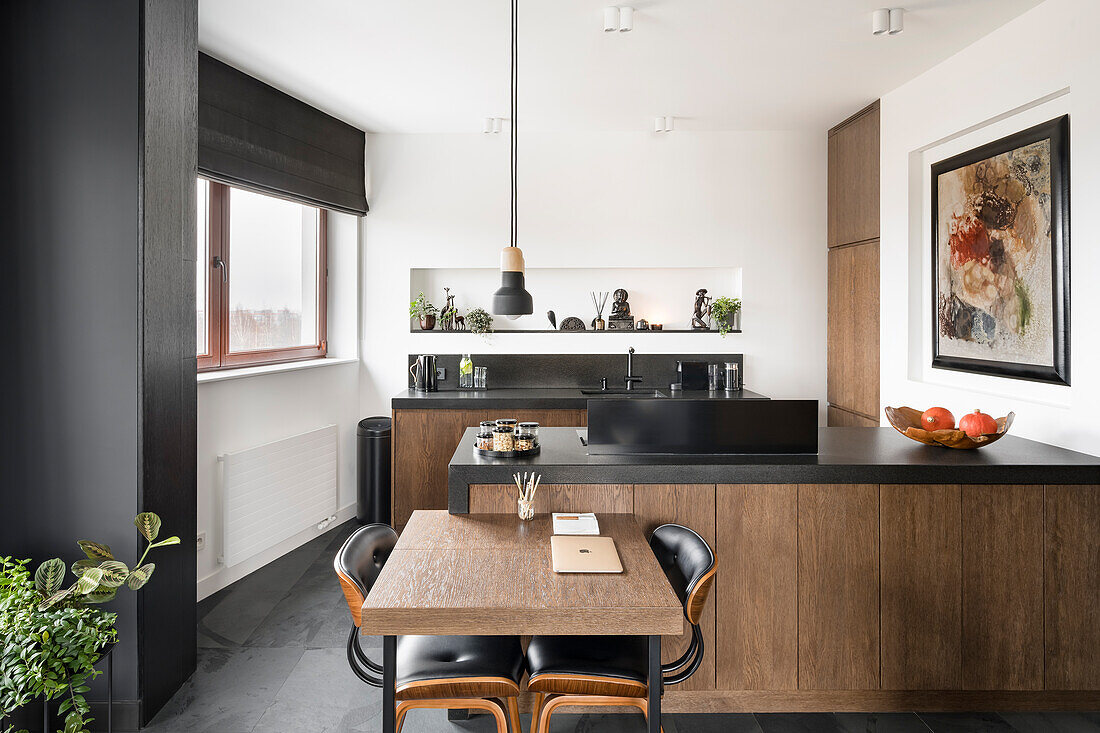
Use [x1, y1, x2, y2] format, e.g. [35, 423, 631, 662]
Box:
[360, 510, 684, 733]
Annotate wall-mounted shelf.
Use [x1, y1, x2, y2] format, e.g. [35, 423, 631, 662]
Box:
[409, 329, 742, 334]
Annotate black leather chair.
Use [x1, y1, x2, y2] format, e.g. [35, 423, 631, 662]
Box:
[335, 524, 524, 733]
[526, 523, 717, 733]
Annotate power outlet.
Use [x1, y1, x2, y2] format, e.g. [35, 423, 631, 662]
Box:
[435, 367, 447, 381]
[196, 532, 207, 552]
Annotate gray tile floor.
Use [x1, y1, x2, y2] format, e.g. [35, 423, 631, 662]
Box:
[144, 520, 1100, 733]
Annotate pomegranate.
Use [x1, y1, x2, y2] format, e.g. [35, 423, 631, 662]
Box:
[959, 409, 998, 438]
[921, 407, 955, 431]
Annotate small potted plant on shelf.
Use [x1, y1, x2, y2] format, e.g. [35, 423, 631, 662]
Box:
[409, 292, 439, 331]
[465, 307, 493, 335]
[1, 513, 179, 733]
[710, 296, 741, 336]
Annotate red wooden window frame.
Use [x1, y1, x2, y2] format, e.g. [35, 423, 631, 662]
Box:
[197, 179, 328, 372]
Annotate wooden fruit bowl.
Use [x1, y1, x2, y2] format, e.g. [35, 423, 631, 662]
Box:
[884, 406, 1015, 449]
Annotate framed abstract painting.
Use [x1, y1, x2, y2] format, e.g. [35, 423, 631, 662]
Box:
[931, 115, 1070, 385]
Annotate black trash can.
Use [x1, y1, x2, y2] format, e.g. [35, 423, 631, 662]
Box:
[356, 416, 392, 525]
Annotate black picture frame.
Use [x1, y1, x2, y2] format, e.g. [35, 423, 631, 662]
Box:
[930, 114, 1070, 386]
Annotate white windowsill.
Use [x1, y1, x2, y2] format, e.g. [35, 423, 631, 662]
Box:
[197, 356, 358, 384]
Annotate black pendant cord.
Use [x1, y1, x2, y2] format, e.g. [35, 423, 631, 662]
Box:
[510, 0, 518, 248]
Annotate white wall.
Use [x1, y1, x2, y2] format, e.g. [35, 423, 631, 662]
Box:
[880, 0, 1099, 456]
[360, 130, 827, 417]
[196, 211, 360, 599]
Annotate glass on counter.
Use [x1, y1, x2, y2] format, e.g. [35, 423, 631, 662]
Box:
[516, 422, 539, 441]
[474, 366, 488, 389]
[476, 432, 494, 450]
[459, 354, 474, 388]
[495, 418, 518, 429]
[479, 421, 496, 432]
[492, 426, 515, 452]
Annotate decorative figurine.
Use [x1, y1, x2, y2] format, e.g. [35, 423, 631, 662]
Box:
[636, 319, 649, 330]
[547, 310, 557, 329]
[454, 314, 466, 331]
[607, 288, 634, 331]
[692, 288, 712, 330]
[591, 291, 609, 331]
[560, 316, 586, 331]
[441, 287, 457, 331]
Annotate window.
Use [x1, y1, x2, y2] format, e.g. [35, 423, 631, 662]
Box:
[196, 179, 328, 371]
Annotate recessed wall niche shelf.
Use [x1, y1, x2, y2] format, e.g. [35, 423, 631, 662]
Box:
[409, 328, 742, 334]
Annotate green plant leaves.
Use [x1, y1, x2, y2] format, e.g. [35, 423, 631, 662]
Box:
[35, 558, 66, 595]
[75, 567, 104, 595]
[96, 560, 129, 588]
[71, 558, 98, 577]
[152, 536, 181, 547]
[134, 512, 162, 542]
[77, 540, 113, 561]
[83, 586, 118, 604]
[38, 586, 74, 610]
[126, 563, 155, 590]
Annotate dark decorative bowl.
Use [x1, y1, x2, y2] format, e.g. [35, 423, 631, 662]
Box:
[884, 406, 1014, 449]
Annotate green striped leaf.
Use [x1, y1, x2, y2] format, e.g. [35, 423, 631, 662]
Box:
[84, 586, 118, 604]
[78, 540, 113, 561]
[35, 558, 66, 595]
[71, 558, 97, 577]
[134, 512, 162, 542]
[75, 567, 104, 594]
[126, 563, 155, 590]
[38, 586, 73, 610]
[97, 560, 129, 588]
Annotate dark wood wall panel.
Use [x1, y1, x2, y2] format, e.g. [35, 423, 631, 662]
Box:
[467, 484, 633, 515]
[827, 241, 880, 421]
[632, 484, 717, 691]
[1045, 485, 1100, 689]
[880, 484, 962, 689]
[716, 484, 798, 690]
[962, 485, 1044, 690]
[828, 102, 880, 247]
[798, 484, 880, 690]
[827, 405, 880, 428]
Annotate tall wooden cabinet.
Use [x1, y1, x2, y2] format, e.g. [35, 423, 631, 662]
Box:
[827, 101, 881, 427]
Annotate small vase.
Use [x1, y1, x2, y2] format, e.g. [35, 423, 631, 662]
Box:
[419, 315, 436, 330]
[517, 497, 534, 521]
[595, 318, 605, 331]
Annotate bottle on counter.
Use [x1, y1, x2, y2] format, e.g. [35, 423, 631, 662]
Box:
[724, 362, 740, 391]
[459, 354, 474, 389]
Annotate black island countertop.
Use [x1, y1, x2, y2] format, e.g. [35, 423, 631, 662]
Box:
[448, 426, 1100, 512]
[393, 386, 770, 410]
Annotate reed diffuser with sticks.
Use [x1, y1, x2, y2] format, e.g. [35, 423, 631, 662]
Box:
[514, 471, 541, 520]
[591, 291, 609, 331]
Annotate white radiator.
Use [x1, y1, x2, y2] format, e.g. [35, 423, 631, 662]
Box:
[219, 424, 339, 568]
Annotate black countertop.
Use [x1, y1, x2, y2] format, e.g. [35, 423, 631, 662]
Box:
[392, 387, 770, 410]
[448, 427, 1100, 512]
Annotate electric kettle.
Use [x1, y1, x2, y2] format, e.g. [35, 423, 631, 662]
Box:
[410, 354, 438, 392]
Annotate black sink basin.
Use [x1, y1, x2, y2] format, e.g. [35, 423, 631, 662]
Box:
[581, 389, 667, 398]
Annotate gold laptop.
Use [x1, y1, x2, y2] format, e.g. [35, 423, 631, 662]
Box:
[551, 535, 623, 574]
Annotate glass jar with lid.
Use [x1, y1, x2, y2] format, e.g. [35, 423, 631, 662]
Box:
[516, 422, 539, 442]
[492, 427, 515, 452]
[495, 418, 518, 429]
[476, 432, 494, 450]
[479, 421, 496, 433]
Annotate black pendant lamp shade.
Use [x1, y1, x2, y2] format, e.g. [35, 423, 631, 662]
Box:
[492, 246, 533, 316]
[492, 0, 534, 317]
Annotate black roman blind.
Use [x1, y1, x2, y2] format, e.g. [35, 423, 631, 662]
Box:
[198, 53, 367, 215]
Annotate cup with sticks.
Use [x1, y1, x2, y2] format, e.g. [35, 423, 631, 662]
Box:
[513, 471, 541, 520]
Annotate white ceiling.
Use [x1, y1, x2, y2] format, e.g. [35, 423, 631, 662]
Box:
[198, 0, 1043, 133]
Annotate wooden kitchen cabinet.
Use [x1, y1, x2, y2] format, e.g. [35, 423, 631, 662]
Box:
[391, 407, 586, 527]
[828, 102, 879, 248]
[962, 485, 1044, 690]
[880, 484, 962, 690]
[716, 484, 798, 691]
[1045, 485, 1100, 689]
[827, 241, 880, 422]
[797, 483, 880, 690]
[632, 484, 717, 692]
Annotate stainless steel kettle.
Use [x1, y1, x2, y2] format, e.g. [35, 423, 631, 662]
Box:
[410, 355, 438, 392]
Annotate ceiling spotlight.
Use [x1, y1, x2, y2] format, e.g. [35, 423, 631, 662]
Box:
[654, 116, 674, 133]
[889, 8, 904, 34]
[873, 8, 904, 36]
[603, 6, 634, 32]
[872, 8, 889, 35]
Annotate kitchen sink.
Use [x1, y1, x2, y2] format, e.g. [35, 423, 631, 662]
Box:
[581, 389, 667, 397]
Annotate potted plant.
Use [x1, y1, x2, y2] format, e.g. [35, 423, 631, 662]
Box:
[710, 296, 741, 336]
[465, 307, 493, 335]
[409, 292, 438, 330]
[1, 513, 179, 733]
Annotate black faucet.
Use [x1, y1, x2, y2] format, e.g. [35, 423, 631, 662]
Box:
[624, 347, 643, 391]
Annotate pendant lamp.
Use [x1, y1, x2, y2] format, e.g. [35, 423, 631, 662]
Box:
[491, 0, 534, 317]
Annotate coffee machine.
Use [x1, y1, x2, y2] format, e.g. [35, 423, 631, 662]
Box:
[410, 354, 438, 392]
